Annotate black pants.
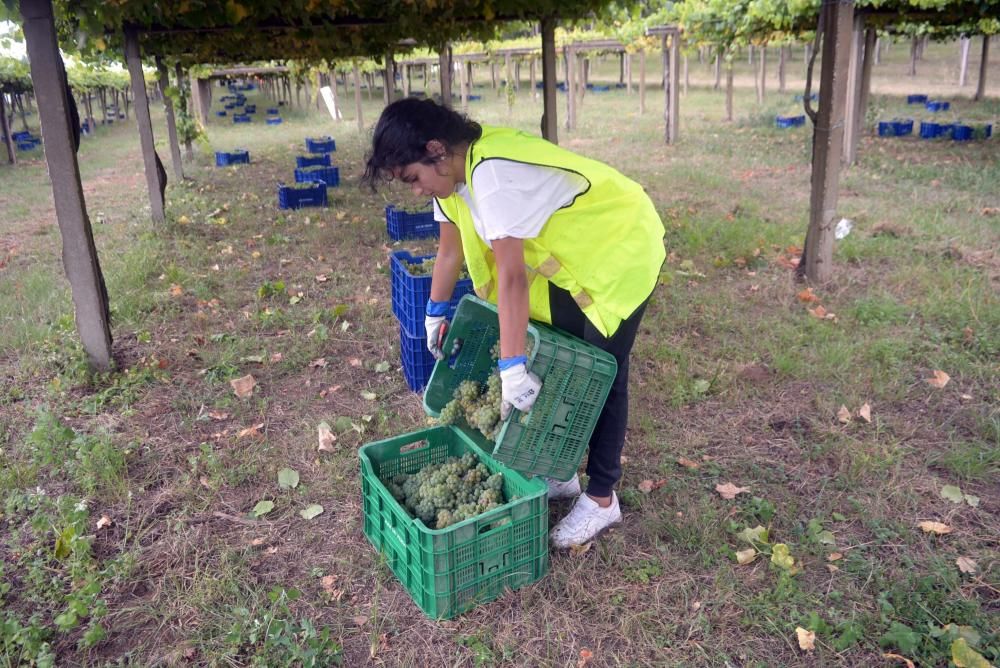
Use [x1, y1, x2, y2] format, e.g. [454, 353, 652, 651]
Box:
[548, 284, 649, 498]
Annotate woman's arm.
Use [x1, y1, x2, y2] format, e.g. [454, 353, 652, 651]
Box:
[430, 222, 465, 303]
[491, 237, 529, 359]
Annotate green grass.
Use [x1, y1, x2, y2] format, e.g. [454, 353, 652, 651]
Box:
[0, 39, 998, 667]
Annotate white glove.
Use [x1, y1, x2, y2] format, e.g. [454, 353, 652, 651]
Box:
[500, 363, 542, 420]
[424, 314, 448, 361]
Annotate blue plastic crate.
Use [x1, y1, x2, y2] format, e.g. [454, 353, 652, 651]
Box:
[266, 117, 283, 125]
[16, 140, 37, 151]
[277, 182, 327, 210]
[893, 119, 914, 136]
[793, 93, 818, 102]
[224, 103, 237, 110]
[399, 325, 437, 392]
[925, 100, 950, 112]
[386, 204, 439, 241]
[232, 114, 251, 123]
[294, 165, 340, 187]
[390, 250, 475, 338]
[296, 153, 332, 168]
[305, 136, 336, 153]
[12, 131, 31, 141]
[776, 115, 806, 129]
[215, 149, 250, 167]
[907, 94, 928, 104]
[951, 124, 973, 141]
[589, 84, 611, 92]
[919, 121, 948, 139]
[877, 121, 896, 137]
[216, 110, 227, 117]
[267, 108, 279, 115]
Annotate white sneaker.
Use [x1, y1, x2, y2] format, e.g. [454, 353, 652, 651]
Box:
[550, 492, 621, 549]
[544, 474, 581, 501]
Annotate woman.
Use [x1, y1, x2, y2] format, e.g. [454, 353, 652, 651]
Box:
[363, 98, 665, 548]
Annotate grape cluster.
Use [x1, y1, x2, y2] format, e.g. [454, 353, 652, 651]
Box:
[406, 257, 470, 279]
[385, 452, 505, 528]
[437, 374, 503, 440]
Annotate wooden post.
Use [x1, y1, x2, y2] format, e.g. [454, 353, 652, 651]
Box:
[21, 0, 113, 371]
[460, 58, 469, 113]
[124, 27, 165, 224]
[974, 35, 990, 101]
[909, 37, 918, 76]
[804, 0, 855, 284]
[530, 58, 537, 100]
[352, 62, 364, 133]
[683, 52, 689, 95]
[576, 52, 585, 109]
[958, 37, 970, 87]
[843, 15, 863, 165]
[665, 32, 679, 144]
[639, 50, 647, 114]
[714, 51, 721, 90]
[779, 44, 787, 92]
[1, 93, 16, 164]
[505, 53, 512, 92]
[438, 44, 453, 107]
[760, 45, 767, 102]
[565, 47, 576, 130]
[725, 52, 734, 121]
[627, 52, 633, 94]
[857, 28, 876, 144]
[383, 52, 394, 105]
[156, 57, 183, 181]
[541, 18, 558, 143]
[173, 64, 193, 160]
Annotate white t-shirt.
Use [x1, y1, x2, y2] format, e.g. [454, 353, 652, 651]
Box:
[433, 159, 588, 247]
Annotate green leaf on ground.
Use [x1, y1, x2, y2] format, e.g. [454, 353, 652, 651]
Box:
[770, 543, 794, 571]
[300, 504, 324, 520]
[374, 361, 391, 373]
[737, 525, 769, 544]
[880, 622, 921, 655]
[334, 416, 353, 432]
[252, 500, 274, 517]
[941, 484, 965, 503]
[278, 467, 299, 490]
[951, 638, 990, 668]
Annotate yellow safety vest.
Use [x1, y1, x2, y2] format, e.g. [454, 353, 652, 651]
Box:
[435, 126, 666, 338]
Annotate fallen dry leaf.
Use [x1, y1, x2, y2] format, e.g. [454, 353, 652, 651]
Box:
[918, 521, 952, 535]
[352, 616, 367, 627]
[956, 556, 977, 574]
[926, 370, 950, 389]
[237, 423, 264, 439]
[169, 283, 183, 297]
[250, 537, 266, 547]
[349, 357, 363, 368]
[637, 479, 666, 493]
[270, 352, 283, 363]
[569, 541, 593, 557]
[736, 548, 757, 565]
[310, 357, 327, 369]
[828, 552, 843, 561]
[96, 515, 112, 530]
[318, 422, 336, 452]
[320, 575, 339, 595]
[882, 653, 916, 668]
[797, 287, 821, 303]
[208, 410, 229, 421]
[676, 457, 701, 469]
[796, 627, 816, 651]
[827, 564, 840, 573]
[837, 405, 852, 424]
[315, 274, 328, 282]
[716, 482, 751, 500]
[230, 374, 256, 398]
[807, 305, 837, 320]
[578, 649, 594, 668]
[858, 402, 872, 423]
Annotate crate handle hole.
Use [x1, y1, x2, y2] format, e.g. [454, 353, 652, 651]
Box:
[400, 439, 431, 454]
[478, 517, 511, 535]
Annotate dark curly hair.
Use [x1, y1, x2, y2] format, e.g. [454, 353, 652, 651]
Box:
[362, 97, 482, 190]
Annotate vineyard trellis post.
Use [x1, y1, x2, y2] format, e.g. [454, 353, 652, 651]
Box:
[20, 0, 113, 371]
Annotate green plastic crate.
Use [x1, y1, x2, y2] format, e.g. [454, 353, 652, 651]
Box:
[423, 296, 618, 482]
[360, 425, 548, 619]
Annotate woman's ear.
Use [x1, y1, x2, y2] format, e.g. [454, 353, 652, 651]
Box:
[425, 139, 447, 160]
